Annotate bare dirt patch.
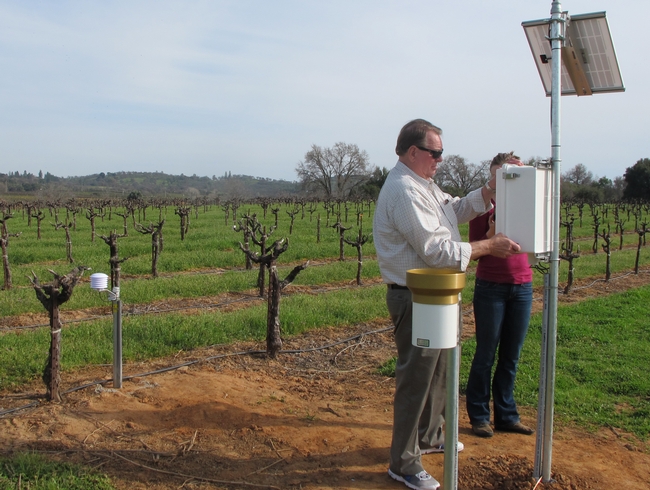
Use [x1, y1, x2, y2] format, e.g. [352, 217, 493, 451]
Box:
[2, 272, 649, 489]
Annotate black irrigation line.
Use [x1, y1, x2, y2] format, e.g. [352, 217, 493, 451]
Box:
[0, 325, 394, 419]
[568, 268, 650, 291]
[2, 268, 649, 418]
[0, 401, 40, 417]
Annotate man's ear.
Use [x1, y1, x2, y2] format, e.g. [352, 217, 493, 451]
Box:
[406, 145, 417, 162]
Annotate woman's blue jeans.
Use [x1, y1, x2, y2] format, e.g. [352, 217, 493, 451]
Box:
[466, 279, 533, 426]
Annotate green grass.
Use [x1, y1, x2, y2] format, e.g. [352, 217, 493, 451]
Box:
[0, 259, 383, 317]
[1, 202, 377, 288]
[1, 243, 648, 318]
[459, 283, 650, 440]
[1, 201, 359, 297]
[0, 285, 388, 390]
[3, 199, 650, 443]
[0, 452, 115, 489]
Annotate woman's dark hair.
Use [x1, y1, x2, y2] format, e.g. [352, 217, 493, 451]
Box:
[490, 151, 519, 169]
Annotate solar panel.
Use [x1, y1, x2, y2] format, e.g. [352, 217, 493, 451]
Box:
[522, 11, 625, 96]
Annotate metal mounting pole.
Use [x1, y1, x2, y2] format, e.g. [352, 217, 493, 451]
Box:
[534, 273, 551, 477]
[534, 0, 564, 482]
[442, 301, 462, 490]
[406, 269, 465, 489]
[112, 288, 123, 389]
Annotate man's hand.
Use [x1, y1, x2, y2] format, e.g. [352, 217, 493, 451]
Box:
[489, 233, 521, 258]
[470, 232, 520, 260]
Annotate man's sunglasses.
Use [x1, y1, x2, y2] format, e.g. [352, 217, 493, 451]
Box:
[416, 146, 444, 159]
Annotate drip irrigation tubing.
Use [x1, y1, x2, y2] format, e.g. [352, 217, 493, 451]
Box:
[0, 325, 393, 419]
[2, 268, 649, 417]
[567, 268, 649, 291]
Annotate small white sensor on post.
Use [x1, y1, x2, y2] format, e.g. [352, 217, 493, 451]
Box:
[90, 273, 109, 291]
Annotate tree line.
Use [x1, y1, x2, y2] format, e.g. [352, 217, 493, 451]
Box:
[2, 145, 648, 203]
[0, 171, 301, 199]
[296, 143, 650, 203]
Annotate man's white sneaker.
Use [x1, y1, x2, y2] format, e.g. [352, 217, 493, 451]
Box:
[388, 469, 440, 490]
[420, 441, 464, 454]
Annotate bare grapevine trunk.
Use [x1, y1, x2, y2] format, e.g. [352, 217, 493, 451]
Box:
[1, 237, 11, 290]
[266, 265, 282, 358]
[30, 267, 88, 402]
[45, 290, 62, 402]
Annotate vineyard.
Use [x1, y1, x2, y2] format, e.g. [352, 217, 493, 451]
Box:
[1, 196, 650, 489]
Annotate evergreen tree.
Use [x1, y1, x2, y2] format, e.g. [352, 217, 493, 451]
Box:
[622, 158, 650, 200]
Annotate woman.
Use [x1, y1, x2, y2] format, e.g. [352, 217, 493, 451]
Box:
[466, 152, 535, 438]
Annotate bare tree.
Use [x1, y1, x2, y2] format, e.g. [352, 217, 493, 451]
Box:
[233, 216, 255, 271]
[591, 212, 601, 254]
[53, 221, 74, 263]
[239, 238, 308, 358]
[271, 206, 279, 227]
[343, 215, 370, 285]
[175, 206, 191, 240]
[559, 214, 580, 294]
[434, 155, 489, 196]
[221, 202, 231, 225]
[296, 142, 372, 199]
[29, 266, 89, 401]
[65, 201, 80, 230]
[115, 210, 130, 236]
[614, 207, 626, 251]
[286, 206, 299, 235]
[250, 224, 276, 297]
[563, 163, 594, 186]
[316, 213, 321, 243]
[134, 220, 165, 278]
[635, 223, 648, 274]
[234, 213, 280, 297]
[99, 231, 128, 288]
[1, 213, 21, 290]
[85, 207, 105, 242]
[600, 225, 612, 281]
[31, 209, 45, 239]
[332, 220, 351, 261]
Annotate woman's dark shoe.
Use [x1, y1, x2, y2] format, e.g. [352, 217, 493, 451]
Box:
[495, 421, 534, 435]
[471, 423, 494, 438]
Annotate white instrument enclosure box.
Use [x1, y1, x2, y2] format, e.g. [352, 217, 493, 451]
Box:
[495, 164, 552, 255]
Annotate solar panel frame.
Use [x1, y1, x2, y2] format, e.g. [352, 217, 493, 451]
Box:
[522, 11, 625, 97]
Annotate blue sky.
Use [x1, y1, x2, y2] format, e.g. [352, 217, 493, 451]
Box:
[1, 1, 648, 183]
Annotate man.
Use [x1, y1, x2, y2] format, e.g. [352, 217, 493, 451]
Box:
[374, 119, 521, 490]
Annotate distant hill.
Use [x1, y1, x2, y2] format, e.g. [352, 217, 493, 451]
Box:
[0, 170, 302, 199]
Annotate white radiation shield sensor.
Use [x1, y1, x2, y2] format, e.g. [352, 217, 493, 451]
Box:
[90, 273, 109, 291]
